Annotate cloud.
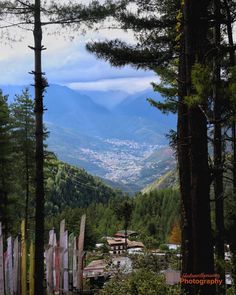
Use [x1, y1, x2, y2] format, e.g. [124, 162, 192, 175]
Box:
[67, 75, 159, 93]
[0, 6, 152, 87]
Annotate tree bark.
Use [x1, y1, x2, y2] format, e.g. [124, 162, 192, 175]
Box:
[33, 0, 46, 293]
[213, 1, 225, 294]
[223, 0, 236, 292]
[25, 139, 30, 241]
[177, 25, 193, 295]
[183, 0, 215, 294]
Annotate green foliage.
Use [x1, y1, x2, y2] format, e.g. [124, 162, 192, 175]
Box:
[148, 63, 178, 115]
[185, 63, 212, 107]
[99, 269, 180, 295]
[45, 160, 122, 214]
[147, 98, 177, 115]
[44, 187, 179, 250]
[226, 287, 235, 295]
[0, 90, 16, 234]
[47, 0, 127, 29]
[131, 189, 180, 246]
[130, 253, 168, 273]
[130, 251, 180, 274]
[10, 89, 36, 233]
[0, 88, 54, 237]
[224, 191, 236, 245]
[113, 199, 134, 232]
[159, 244, 169, 252]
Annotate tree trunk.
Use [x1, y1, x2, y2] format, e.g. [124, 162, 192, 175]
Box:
[213, 1, 225, 294]
[25, 147, 30, 241]
[184, 0, 215, 294]
[33, 0, 46, 293]
[223, 0, 236, 192]
[177, 25, 193, 295]
[223, 0, 236, 292]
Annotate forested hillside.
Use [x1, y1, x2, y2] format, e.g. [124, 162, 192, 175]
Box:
[45, 160, 122, 214]
[45, 185, 180, 249]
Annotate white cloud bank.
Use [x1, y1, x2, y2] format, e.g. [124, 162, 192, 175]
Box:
[68, 75, 158, 94]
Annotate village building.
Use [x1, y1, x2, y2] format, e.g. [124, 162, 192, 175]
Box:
[106, 237, 144, 255]
[114, 230, 138, 238]
[83, 256, 132, 280]
[165, 243, 180, 251]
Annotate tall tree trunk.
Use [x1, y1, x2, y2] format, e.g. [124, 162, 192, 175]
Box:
[177, 25, 193, 295]
[213, 1, 225, 294]
[33, 0, 46, 293]
[184, 0, 215, 294]
[223, 0, 236, 292]
[25, 148, 30, 241]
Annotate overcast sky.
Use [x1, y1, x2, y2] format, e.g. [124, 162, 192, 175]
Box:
[0, 5, 157, 94]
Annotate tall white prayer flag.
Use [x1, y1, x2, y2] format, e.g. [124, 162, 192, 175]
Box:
[0, 223, 5, 295]
[63, 230, 69, 292]
[7, 237, 13, 295]
[68, 233, 74, 289]
[59, 220, 65, 291]
[73, 237, 77, 289]
[47, 230, 54, 293]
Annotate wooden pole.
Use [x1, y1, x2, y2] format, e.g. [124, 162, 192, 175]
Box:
[0, 223, 5, 295]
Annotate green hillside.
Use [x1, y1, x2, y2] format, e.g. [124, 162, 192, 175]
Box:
[142, 169, 179, 194]
[45, 159, 122, 215]
[131, 188, 180, 247]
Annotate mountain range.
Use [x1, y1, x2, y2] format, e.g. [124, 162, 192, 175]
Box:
[1, 84, 176, 193]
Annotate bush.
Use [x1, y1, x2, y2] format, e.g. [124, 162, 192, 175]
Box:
[99, 269, 180, 295]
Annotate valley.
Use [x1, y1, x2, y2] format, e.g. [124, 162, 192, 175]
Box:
[2, 84, 176, 193]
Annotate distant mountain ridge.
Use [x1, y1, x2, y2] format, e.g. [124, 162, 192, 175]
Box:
[1, 83, 176, 193]
[77, 89, 129, 109]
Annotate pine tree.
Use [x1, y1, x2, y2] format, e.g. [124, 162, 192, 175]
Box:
[0, 90, 13, 236]
[212, 1, 225, 293]
[114, 200, 133, 250]
[223, 0, 236, 291]
[10, 89, 35, 239]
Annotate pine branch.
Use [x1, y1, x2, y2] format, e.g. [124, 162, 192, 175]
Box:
[86, 39, 173, 69]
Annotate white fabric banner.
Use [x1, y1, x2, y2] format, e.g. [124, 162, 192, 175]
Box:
[63, 231, 69, 292]
[0, 223, 4, 295]
[4, 245, 8, 295]
[59, 220, 65, 291]
[7, 237, 13, 295]
[53, 233, 57, 290]
[68, 233, 74, 290]
[73, 237, 77, 289]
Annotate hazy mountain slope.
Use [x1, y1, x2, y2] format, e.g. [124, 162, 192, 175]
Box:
[142, 169, 179, 194]
[78, 89, 129, 109]
[114, 89, 176, 128]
